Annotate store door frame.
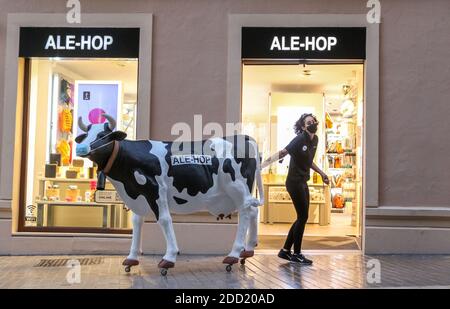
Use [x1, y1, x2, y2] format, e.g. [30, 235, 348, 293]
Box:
[227, 14, 380, 254]
[0, 13, 153, 232]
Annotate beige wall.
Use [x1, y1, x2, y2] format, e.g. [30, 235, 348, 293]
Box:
[0, 0, 450, 253]
[0, 0, 448, 205]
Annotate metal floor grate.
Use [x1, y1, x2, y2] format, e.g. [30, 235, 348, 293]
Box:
[34, 257, 104, 267]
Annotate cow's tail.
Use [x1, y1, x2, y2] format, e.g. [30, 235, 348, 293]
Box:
[253, 140, 264, 206]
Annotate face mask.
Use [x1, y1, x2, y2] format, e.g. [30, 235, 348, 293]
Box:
[306, 123, 318, 134]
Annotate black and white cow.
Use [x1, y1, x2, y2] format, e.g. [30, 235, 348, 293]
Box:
[75, 114, 264, 273]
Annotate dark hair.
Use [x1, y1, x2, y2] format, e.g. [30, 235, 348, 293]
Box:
[294, 113, 318, 135]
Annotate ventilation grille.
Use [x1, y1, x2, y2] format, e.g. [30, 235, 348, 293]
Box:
[34, 257, 104, 267]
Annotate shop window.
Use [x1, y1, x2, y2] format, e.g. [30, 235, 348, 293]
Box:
[19, 58, 138, 233]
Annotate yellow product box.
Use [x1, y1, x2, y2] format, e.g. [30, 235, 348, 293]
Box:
[65, 186, 80, 202]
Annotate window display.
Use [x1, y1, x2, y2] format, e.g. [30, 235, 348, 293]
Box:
[325, 84, 360, 222]
[21, 58, 138, 232]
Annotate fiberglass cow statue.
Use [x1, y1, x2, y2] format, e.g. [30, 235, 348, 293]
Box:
[75, 114, 264, 275]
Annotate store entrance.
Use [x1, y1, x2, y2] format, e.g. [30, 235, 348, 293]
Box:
[242, 62, 364, 251]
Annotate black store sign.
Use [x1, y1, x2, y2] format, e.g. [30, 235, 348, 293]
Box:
[242, 27, 366, 60]
[19, 27, 140, 58]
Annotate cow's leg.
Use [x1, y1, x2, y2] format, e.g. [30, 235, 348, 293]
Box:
[224, 207, 251, 264]
[157, 205, 179, 267]
[123, 212, 144, 268]
[245, 206, 258, 252]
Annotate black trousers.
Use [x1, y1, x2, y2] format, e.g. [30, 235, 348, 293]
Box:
[283, 180, 310, 254]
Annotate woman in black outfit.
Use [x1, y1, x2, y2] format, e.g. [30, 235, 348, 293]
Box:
[261, 113, 329, 265]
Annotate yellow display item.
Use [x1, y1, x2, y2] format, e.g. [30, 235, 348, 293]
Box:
[56, 139, 71, 165]
[59, 107, 73, 133]
[45, 185, 60, 201]
[325, 112, 333, 129]
[333, 194, 345, 208]
[334, 156, 342, 168]
[65, 185, 80, 202]
[336, 141, 344, 154]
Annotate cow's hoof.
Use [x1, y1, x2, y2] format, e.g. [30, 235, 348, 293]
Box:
[122, 259, 139, 266]
[222, 256, 239, 265]
[122, 259, 139, 273]
[240, 250, 254, 258]
[158, 259, 175, 269]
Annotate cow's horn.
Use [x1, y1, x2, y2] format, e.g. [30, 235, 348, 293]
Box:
[78, 116, 89, 132]
[102, 114, 116, 131]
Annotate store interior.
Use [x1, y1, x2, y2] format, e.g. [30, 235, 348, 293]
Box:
[21, 58, 138, 231]
[242, 63, 364, 250]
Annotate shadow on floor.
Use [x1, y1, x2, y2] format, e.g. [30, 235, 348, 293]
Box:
[258, 235, 360, 250]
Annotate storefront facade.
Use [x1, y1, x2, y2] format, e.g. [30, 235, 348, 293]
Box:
[1, 0, 449, 255]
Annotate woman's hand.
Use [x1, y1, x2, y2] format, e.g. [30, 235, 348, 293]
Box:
[321, 173, 330, 185]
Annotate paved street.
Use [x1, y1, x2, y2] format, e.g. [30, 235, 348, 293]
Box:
[0, 252, 449, 289]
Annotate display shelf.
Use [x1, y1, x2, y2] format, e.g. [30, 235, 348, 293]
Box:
[326, 152, 356, 156]
[35, 200, 117, 206]
[268, 200, 326, 204]
[268, 200, 292, 204]
[38, 177, 98, 183]
[328, 167, 353, 171]
[331, 208, 345, 213]
[263, 182, 331, 226]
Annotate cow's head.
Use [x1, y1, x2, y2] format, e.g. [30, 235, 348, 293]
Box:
[75, 114, 127, 161]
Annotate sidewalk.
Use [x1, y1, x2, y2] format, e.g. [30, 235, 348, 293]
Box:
[0, 253, 449, 289]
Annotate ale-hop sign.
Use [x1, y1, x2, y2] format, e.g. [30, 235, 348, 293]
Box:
[19, 27, 140, 58]
[171, 155, 213, 166]
[242, 27, 366, 59]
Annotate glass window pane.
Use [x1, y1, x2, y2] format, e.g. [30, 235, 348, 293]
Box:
[22, 58, 138, 232]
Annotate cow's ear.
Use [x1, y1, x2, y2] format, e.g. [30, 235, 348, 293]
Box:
[112, 130, 127, 141]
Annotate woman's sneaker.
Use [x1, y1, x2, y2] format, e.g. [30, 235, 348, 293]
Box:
[290, 253, 313, 265]
[277, 249, 292, 261]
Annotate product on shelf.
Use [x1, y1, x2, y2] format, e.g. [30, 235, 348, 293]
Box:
[56, 139, 71, 166]
[50, 153, 61, 166]
[85, 180, 97, 202]
[325, 112, 333, 129]
[72, 159, 84, 168]
[45, 184, 60, 201]
[65, 185, 80, 202]
[65, 169, 78, 179]
[45, 164, 57, 178]
[59, 107, 73, 133]
[332, 193, 345, 209]
[334, 156, 342, 168]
